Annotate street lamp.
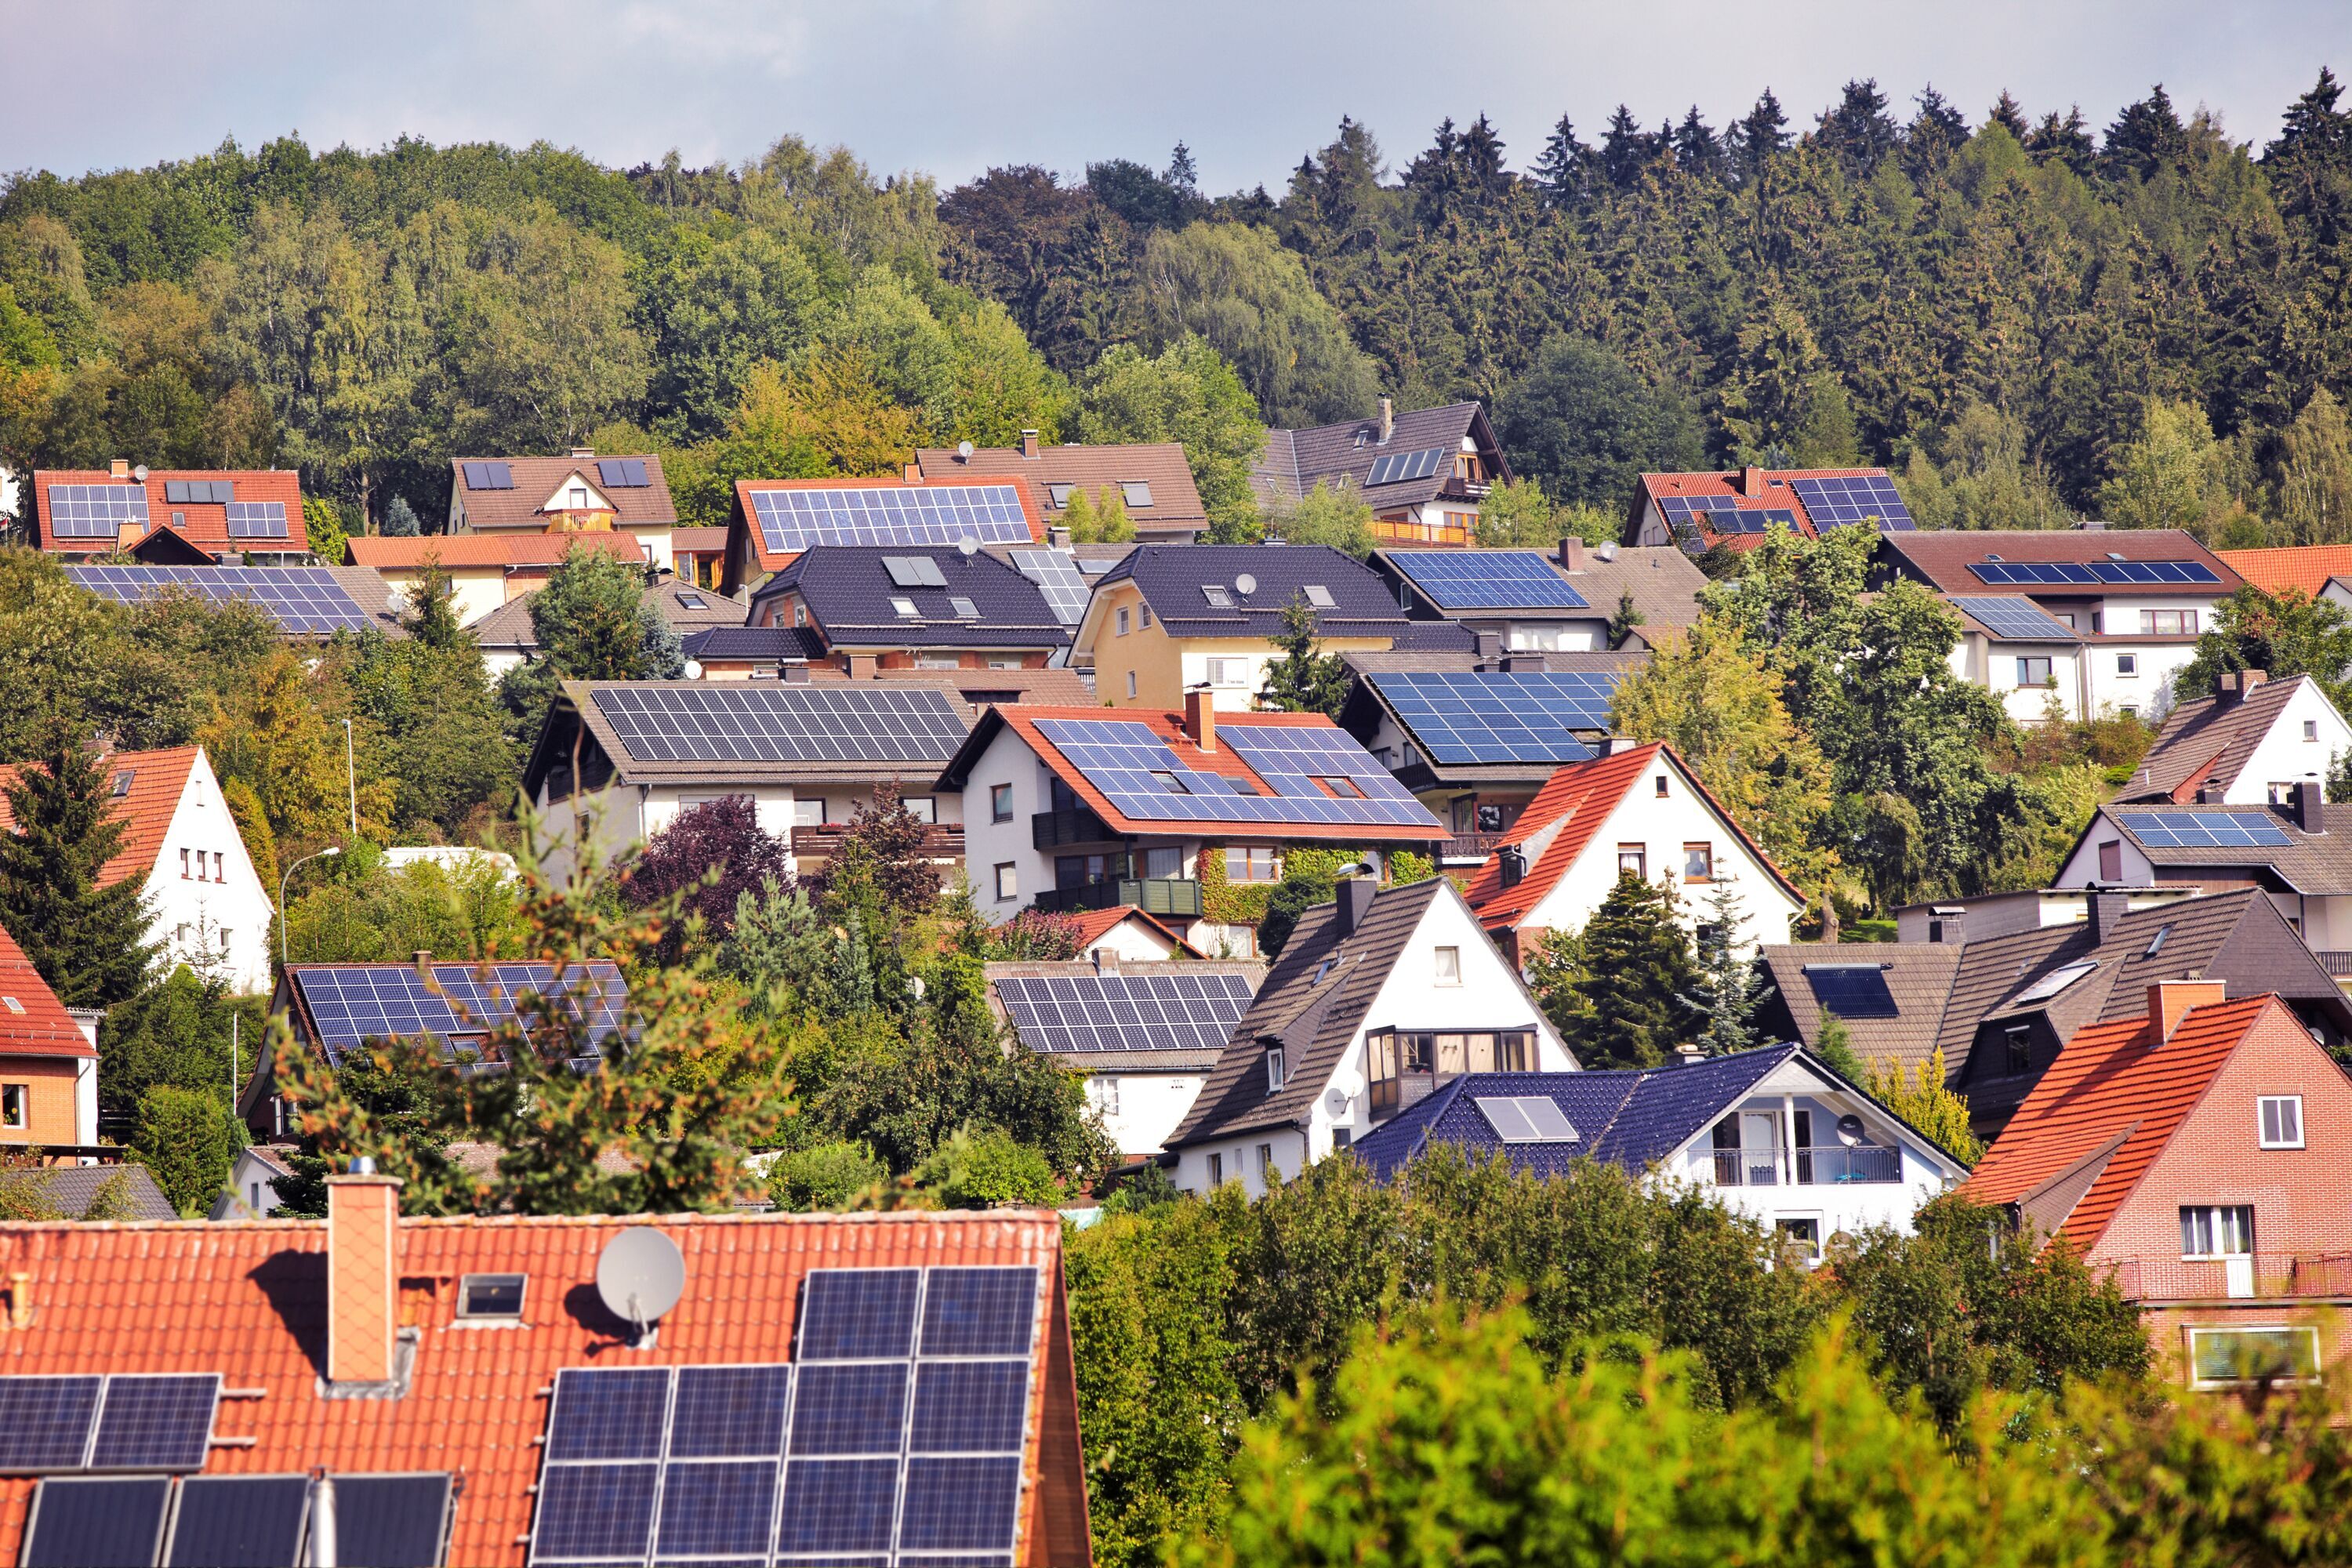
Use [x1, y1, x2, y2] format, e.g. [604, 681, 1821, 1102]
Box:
[280, 846, 343, 971]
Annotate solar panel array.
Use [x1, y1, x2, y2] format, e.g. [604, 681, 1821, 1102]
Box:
[1802, 965, 1900, 1020]
[1008, 548, 1090, 625]
[750, 485, 1032, 554]
[21, 1472, 451, 1568]
[1368, 671, 1617, 764]
[461, 461, 514, 490]
[1363, 447, 1446, 487]
[1385, 550, 1589, 610]
[1967, 559, 2223, 586]
[588, 686, 970, 765]
[1474, 1096, 1581, 1143]
[526, 1266, 1040, 1568]
[597, 458, 652, 488]
[995, 970, 1257, 1054]
[223, 500, 291, 539]
[0, 1374, 220, 1473]
[1789, 474, 1917, 531]
[162, 480, 234, 505]
[1948, 596, 2078, 641]
[1035, 718, 1436, 829]
[67, 566, 376, 634]
[289, 962, 627, 1067]
[2114, 810, 2295, 848]
[1652, 495, 1803, 536]
[45, 484, 150, 539]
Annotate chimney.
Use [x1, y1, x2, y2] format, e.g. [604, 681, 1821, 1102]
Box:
[1377, 397, 1394, 445]
[1091, 946, 1120, 975]
[326, 1169, 403, 1385]
[902, 463, 920, 483]
[2086, 887, 2129, 946]
[1927, 907, 1964, 946]
[1334, 877, 1377, 937]
[110, 459, 130, 479]
[848, 654, 879, 678]
[2244, 670, 2268, 693]
[1184, 688, 1217, 752]
[8, 1271, 30, 1330]
[1020, 430, 1040, 459]
[1473, 630, 1503, 666]
[412, 950, 432, 975]
[1501, 653, 1549, 673]
[1558, 536, 1584, 572]
[570, 446, 593, 460]
[2295, 779, 2325, 833]
[780, 661, 811, 684]
[1740, 463, 1764, 497]
[1675, 1042, 1704, 1065]
[2148, 979, 2227, 1044]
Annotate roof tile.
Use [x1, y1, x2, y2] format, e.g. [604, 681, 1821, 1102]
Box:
[0, 747, 198, 891]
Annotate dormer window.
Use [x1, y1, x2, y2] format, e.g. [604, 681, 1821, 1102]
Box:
[458, 1272, 527, 1321]
[568, 485, 589, 509]
[1265, 1047, 1287, 1091]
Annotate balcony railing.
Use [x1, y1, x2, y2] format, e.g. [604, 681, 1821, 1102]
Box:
[792, 823, 964, 862]
[1440, 832, 1505, 864]
[2100, 1252, 2352, 1302]
[1032, 806, 1119, 850]
[1711, 1145, 1902, 1187]
[1033, 877, 1203, 919]
[2315, 949, 2352, 977]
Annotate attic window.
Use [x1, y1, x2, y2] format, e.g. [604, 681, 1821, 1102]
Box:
[1149, 771, 1190, 794]
[1202, 586, 1233, 608]
[2013, 960, 2097, 1004]
[1123, 482, 1153, 508]
[1265, 1046, 1287, 1092]
[1316, 776, 1367, 800]
[1, 996, 20, 1016]
[109, 771, 134, 797]
[890, 596, 920, 618]
[1303, 585, 1337, 608]
[949, 596, 982, 619]
[2144, 924, 2172, 958]
[1312, 956, 1338, 985]
[458, 1272, 526, 1320]
[1047, 483, 1075, 507]
[676, 593, 707, 610]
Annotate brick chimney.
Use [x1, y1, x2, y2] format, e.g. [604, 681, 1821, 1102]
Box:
[2295, 779, 2326, 833]
[326, 1170, 403, 1385]
[1558, 536, 1584, 571]
[1740, 463, 1765, 497]
[570, 446, 594, 459]
[1927, 906, 1964, 945]
[1377, 397, 1394, 445]
[1019, 430, 1040, 459]
[2086, 887, 2129, 946]
[2148, 979, 2227, 1045]
[1184, 688, 1217, 752]
[110, 459, 130, 479]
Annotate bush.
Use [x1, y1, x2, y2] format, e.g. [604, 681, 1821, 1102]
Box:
[130, 1085, 245, 1215]
[915, 1127, 1063, 1209]
[768, 1142, 887, 1210]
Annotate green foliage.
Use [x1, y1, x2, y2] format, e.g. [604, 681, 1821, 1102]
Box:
[1256, 863, 1339, 960]
[913, 1126, 1063, 1208]
[1136, 222, 1377, 427]
[1258, 595, 1352, 717]
[1895, 402, 2078, 531]
[1531, 873, 1700, 1068]
[1265, 480, 1374, 557]
[2098, 397, 2238, 531]
[283, 849, 528, 965]
[0, 721, 156, 1006]
[98, 966, 267, 1119]
[1809, 1015, 1867, 1082]
[1681, 878, 1772, 1056]
[1059, 484, 1135, 543]
[1861, 1050, 1984, 1163]
[1494, 334, 1704, 506]
[496, 544, 667, 747]
[302, 498, 351, 566]
[328, 566, 513, 837]
[129, 1084, 244, 1215]
[1075, 336, 1266, 539]
[2176, 586, 2352, 711]
[766, 1141, 886, 1211]
[1470, 476, 1559, 547]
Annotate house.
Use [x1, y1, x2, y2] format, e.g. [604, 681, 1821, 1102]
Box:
[0, 920, 100, 1152]
[2216, 543, 2352, 612]
[346, 530, 648, 626]
[745, 545, 1073, 674]
[1060, 905, 1202, 960]
[446, 449, 683, 569]
[1626, 464, 1918, 552]
[1073, 543, 1472, 713]
[242, 958, 630, 1136]
[1462, 742, 1806, 968]
[2113, 672, 2352, 806]
[720, 475, 1047, 596]
[64, 563, 405, 642]
[916, 430, 1208, 542]
[1875, 528, 2244, 720]
[0, 1160, 175, 1219]
[986, 950, 1264, 1157]
[1351, 1045, 1973, 1253]
[678, 624, 833, 679]
[1367, 538, 1705, 654]
[1892, 883, 2203, 945]
[31, 462, 309, 564]
[1756, 888, 2352, 1138]
[1963, 983, 2352, 1391]
[215, 1142, 298, 1218]
[1252, 398, 1509, 548]
[0, 746, 275, 994]
[936, 695, 1444, 957]
[470, 576, 750, 680]
[670, 524, 733, 590]
[0, 1192, 1091, 1568]
[1162, 876, 1573, 1196]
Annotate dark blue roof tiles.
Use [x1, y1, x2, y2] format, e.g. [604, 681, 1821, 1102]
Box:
[680, 626, 829, 662]
[1385, 619, 1480, 652]
[755, 546, 1071, 649]
[1100, 545, 1410, 638]
[1589, 1047, 1795, 1167]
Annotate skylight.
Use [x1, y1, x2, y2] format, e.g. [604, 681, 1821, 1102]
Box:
[1123, 481, 1153, 508]
[1303, 585, 1337, 608]
[890, 596, 919, 618]
[2013, 960, 2097, 1005]
[1202, 585, 1233, 608]
[2144, 924, 2172, 958]
[949, 596, 981, 619]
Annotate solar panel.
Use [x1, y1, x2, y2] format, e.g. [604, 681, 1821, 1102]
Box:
[2114, 810, 2295, 848]
[790, 1363, 910, 1457]
[775, 1458, 898, 1558]
[165, 1474, 310, 1568]
[1474, 1095, 1579, 1143]
[1367, 671, 1616, 765]
[163, 480, 236, 505]
[1518, 1096, 1579, 1142]
[532, 1461, 660, 1563]
[1008, 548, 1090, 625]
[597, 457, 651, 488]
[921, 1269, 1040, 1358]
[749, 484, 1032, 553]
[289, 961, 627, 1067]
[223, 500, 290, 539]
[587, 685, 970, 767]
[1386, 550, 1589, 611]
[798, 1269, 921, 1362]
[1969, 559, 2222, 587]
[546, 1367, 670, 1462]
[1034, 718, 1435, 829]
[67, 565, 376, 636]
[21, 1476, 172, 1568]
[994, 970, 1257, 1055]
[88, 1374, 220, 1471]
[0, 1376, 103, 1470]
[1948, 596, 2077, 641]
[2013, 960, 2096, 1004]
[668, 1364, 792, 1459]
[884, 555, 949, 588]
[898, 1457, 1024, 1556]
[45, 484, 150, 539]
[909, 1363, 1030, 1454]
[1802, 964, 1899, 1020]
[654, 1460, 777, 1562]
[1363, 447, 1446, 487]
[1790, 474, 1915, 531]
[462, 461, 514, 490]
[331, 1474, 452, 1568]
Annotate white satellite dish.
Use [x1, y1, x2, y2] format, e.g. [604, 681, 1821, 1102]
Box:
[1234, 573, 1256, 597]
[957, 536, 979, 557]
[1324, 1087, 1350, 1118]
[597, 1227, 685, 1343]
[132, 465, 150, 481]
[1835, 1113, 1867, 1149]
[956, 439, 975, 461]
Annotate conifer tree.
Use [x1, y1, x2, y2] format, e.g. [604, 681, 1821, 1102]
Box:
[1534, 872, 1700, 1069]
[1258, 597, 1350, 717]
[1679, 877, 1772, 1058]
[0, 724, 156, 1007]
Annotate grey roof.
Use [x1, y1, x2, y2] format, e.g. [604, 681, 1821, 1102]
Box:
[1338, 647, 1650, 681]
[1251, 402, 1508, 511]
[2089, 801, 2352, 894]
[748, 546, 1072, 652]
[1385, 620, 1480, 652]
[1367, 546, 1705, 640]
[1755, 945, 1965, 1073]
[1094, 544, 1411, 640]
[681, 626, 829, 662]
[0, 1163, 178, 1220]
[2119, 677, 2325, 802]
[470, 578, 750, 652]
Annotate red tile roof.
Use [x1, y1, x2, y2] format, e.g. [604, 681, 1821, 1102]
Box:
[1631, 466, 1888, 550]
[32, 470, 308, 556]
[345, 532, 648, 570]
[0, 1209, 1090, 1568]
[1961, 993, 2274, 1246]
[1064, 905, 1202, 957]
[0, 922, 94, 1059]
[728, 477, 1047, 583]
[0, 746, 198, 890]
[2214, 545, 2352, 599]
[448, 454, 679, 532]
[915, 444, 1206, 534]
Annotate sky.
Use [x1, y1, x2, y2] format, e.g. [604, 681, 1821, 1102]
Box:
[2, 0, 2342, 193]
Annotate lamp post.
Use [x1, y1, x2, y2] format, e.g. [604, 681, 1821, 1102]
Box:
[279, 847, 343, 971]
[342, 718, 358, 839]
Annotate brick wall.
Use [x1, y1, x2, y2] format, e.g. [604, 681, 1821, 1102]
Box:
[0, 1056, 82, 1145]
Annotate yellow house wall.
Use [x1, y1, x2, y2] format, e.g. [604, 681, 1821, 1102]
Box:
[1091, 583, 1390, 711]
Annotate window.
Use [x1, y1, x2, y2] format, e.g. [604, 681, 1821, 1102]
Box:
[0, 1083, 23, 1128]
[993, 862, 1017, 902]
[1207, 1152, 1223, 1187]
[1617, 845, 1646, 879]
[2259, 1095, 2304, 1149]
[1316, 775, 1365, 800]
[985, 657, 1022, 670]
[1225, 846, 1279, 883]
[1303, 585, 1336, 608]
[890, 596, 920, 618]
[793, 603, 807, 628]
[1149, 770, 1190, 794]
[1434, 946, 1461, 985]
[1125, 672, 1137, 698]
[1506, 623, 1573, 652]
[458, 1274, 527, 1321]
[1095, 1076, 1120, 1116]
[2180, 1204, 2256, 1258]
[1331, 1127, 1353, 1149]
[1123, 481, 1153, 508]
[213, 851, 226, 883]
[220, 927, 232, 953]
[1775, 1218, 1823, 1261]
[2306, 720, 2321, 742]
[949, 596, 981, 619]
[989, 783, 1014, 822]
[2016, 655, 2054, 687]
[2187, 1326, 2320, 1389]
[1207, 658, 1250, 686]
[109, 770, 133, 798]
[180, 848, 191, 879]
[2098, 839, 2123, 880]
[1058, 852, 1127, 888]
[903, 796, 936, 824]
[1115, 607, 1131, 636]
[1682, 843, 1714, 880]
[1255, 1143, 1276, 1183]
[1653, 774, 1669, 798]
[1265, 1047, 1287, 1091]
[2140, 609, 2198, 636]
[2013, 960, 2096, 1003]
[1047, 483, 1074, 508]
[2116, 653, 2138, 677]
[676, 593, 707, 611]
[2002, 1025, 2032, 1076]
[1139, 604, 1152, 629]
[792, 799, 826, 829]
[2144, 924, 2172, 957]
[916, 655, 960, 670]
[1142, 846, 1183, 879]
[1201, 585, 1233, 608]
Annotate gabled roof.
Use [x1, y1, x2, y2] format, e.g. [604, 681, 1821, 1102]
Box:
[1083, 543, 1410, 644]
[749, 546, 1072, 651]
[1628, 466, 1891, 550]
[1559, 547, 1708, 638]
[1062, 905, 1203, 956]
[1962, 994, 2277, 1244]
[2082, 801, 2352, 893]
[1338, 666, 1617, 789]
[1754, 944, 1965, 1073]
[0, 1163, 175, 1219]
[2119, 675, 2325, 802]
[1252, 402, 1508, 511]
[32, 469, 308, 555]
[468, 578, 749, 650]
[916, 442, 1207, 535]
[2215, 544, 2352, 599]
[1878, 528, 2242, 597]
[0, 746, 199, 891]
[1337, 647, 1647, 681]
[679, 625, 830, 663]
[276, 960, 630, 1069]
[449, 452, 679, 530]
[983, 956, 1263, 1071]
[0, 921, 95, 1058]
[0, 1209, 1087, 1568]
[727, 476, 1047, 583]
[347, 531, 648, 570]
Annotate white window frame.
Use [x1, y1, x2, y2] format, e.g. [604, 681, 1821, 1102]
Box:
[2306, 720, 2321, 742]
[1125, 671, 1138, 698]
[1207, 1152, 1223, 1187]
[993, 862, 1017, 902]
[2180, 1203, 2256, 1259]
[2259, 1095, 2305, 1149]
[1433, 946, 1461, 985]
[0, 1083, 24, 1129]
[1254, 1142, 1276, 1183]
[1115, 607, 1131, 636]
[1096, 1076, 1120, 1116]
[1265, 1047, 1287, 1092]
[2185, 1324, 2321, 1390]
[1207, 657, 1250, 687]
[791, 798, 826, 829]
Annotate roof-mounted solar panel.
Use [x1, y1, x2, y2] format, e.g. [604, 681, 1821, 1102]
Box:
[1949, 596, 2077, 641]
[1791, 474, 1915, 531]
[224, 500, 290, 539]
[461, 461, 514, 490]
[45, 484, 150, 539]
[1385, 550, 1589, 610]
[164, 1474, 310, 1568]
[595, 457, 649, 488]
[1802, 964, 1899, 1020]
[1364, 447, 1446, 487]
[1367, 671, 1617, 764]
[21, 1476, 172, 1568]
[750, 483, 1030, 553]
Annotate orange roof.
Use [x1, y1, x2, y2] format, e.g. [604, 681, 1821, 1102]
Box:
[728, 475, 1047, 579]
[31, 470, 308, 556]
[346, 532, 648, 570]
[1962, 993, 2274, 1246]
[2213, 545, 2352, 599]
[0, 1208, 1090, 1568]
[0, 922, 93, 1059]
[1633, 466, 1892, 550]
[0, 746, 197, 889]
[1064, 905, 1202, 956]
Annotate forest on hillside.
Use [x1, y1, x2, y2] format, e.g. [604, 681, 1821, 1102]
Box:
[0, 72, 2348, 550]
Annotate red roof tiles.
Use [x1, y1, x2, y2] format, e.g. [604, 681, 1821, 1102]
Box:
[1063, 905, 1201, 956]
[0, 923, 93, 1059]
[2214, 545, 2352, 600]
[32, 470, 307, 556]
[345, 532, 648, 570]
[1632, 466, 1887, 550]
[0, 747, 197, 891]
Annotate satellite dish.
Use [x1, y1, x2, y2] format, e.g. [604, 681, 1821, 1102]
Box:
[132, 465, 150, 481]
[1324, 1087, 1350, 1118]
[957, 536, 978, 557]
[597, 1228, 685, 1342]
[682, 659, 703, 681]
[1835, 1113, 1867, 1149]
[956, 440, 975, 461]
[1234, 573, 1256, 597]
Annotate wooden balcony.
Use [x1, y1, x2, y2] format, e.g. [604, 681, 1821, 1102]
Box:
[790, 823, 964, 863]
[1439, 832, 1505, 864]
[1032, 806, 1120, 850]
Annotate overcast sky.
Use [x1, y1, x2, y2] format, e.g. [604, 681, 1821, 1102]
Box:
[4, 1, 2341, 193]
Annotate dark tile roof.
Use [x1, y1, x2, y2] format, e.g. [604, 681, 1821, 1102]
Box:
[1385, 619, 1480, 652]
[2120, 676, 2318, 801]
[473, 579, 749, 651]
[1754, 945, 1965, 1073]
[449, 452, 678, 529]
[916, 443, 1206, 535]
[0, 1163, 177, 1220]
[1561, 548, 1708, 638]
[750, 546, 1071, 651]
[2089, 802, 2352, 893]
[1878, 528, 2242, 597]
[1252, 402, 1508, 511]
[681, 626, 828, 662]
[1095, 544, 1410, 639]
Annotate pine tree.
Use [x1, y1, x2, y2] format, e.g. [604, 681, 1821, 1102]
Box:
[1258, 597, 1350, 717]
[1986, 91, 2030, 143]
[2027, 106, 2096, 174]
[381, 495, 422, 537]
[1530, 114, 1594, 208]
[1606, 589, 1646, 651]
[1672, 107, 1727, 183]
[1537, 872, 1700, 1069]
[2101, 85, 2188, 182]
[397, 559, 466, 648]
[0, 724, 156, 1007]
[1164, 141, 1200, 192]
[1679, 877, 1773, 1057]
[1815, 78, 1900, 178]
[1730, 89, 1791, 184]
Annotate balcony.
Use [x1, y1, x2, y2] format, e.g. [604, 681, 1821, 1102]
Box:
[1440, 832, 1505, 865]
[1033, 877, 1203, 919]
[2100, 1252, 2352, 1303]
[792, 823, 964, 863]
[2316, 950, 2352, 978]
[1032, 805, 1120, 851]
[1711, 1145, 1903, 1186]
